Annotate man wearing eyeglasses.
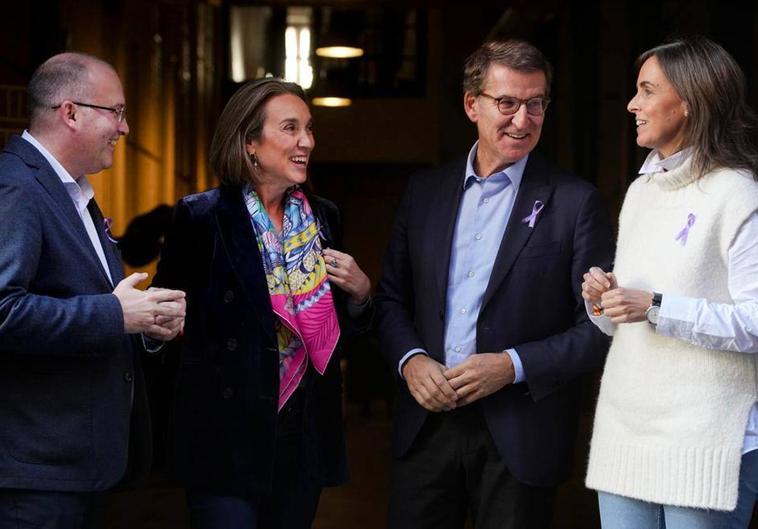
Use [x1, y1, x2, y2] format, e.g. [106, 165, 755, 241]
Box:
[376, 39, 614, 529]
[0, 52, 186, 528]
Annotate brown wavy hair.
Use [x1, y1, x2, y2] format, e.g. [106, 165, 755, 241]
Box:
[209, 78, 307, 187]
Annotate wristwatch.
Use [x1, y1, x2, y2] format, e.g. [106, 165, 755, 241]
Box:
[645, 292, 662, 325]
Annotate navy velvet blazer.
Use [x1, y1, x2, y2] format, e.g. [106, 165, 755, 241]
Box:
[0, 135, 151, 492]
[153, 185, 366, 497]
[375, 152, 614, 486]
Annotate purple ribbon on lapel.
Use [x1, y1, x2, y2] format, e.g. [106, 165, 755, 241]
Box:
[675, 213, 696, 246]
[103, 217, 118, 244]
[522, 200, 544, 228]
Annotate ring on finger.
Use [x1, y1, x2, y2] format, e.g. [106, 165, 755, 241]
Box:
[330, 257, 338, 268]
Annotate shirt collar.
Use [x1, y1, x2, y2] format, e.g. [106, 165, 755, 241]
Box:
[638, 147, 693, 175]
[22, 130, 95, 205]
[464, 140, 528, 191]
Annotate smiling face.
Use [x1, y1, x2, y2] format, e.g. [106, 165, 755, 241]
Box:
[628, 56, 688, 158]
[247, 93, 314, 192]
[75, 63, 129, 175]
[464, 63, 546, 177]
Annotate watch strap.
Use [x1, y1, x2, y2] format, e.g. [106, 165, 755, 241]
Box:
[651, 291, 662, 307]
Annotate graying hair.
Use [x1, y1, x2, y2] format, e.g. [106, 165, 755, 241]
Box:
[27, 52, 113, 123]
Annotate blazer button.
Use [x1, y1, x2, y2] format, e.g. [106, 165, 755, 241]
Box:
[222, 387, 234, 399]
[124, 371, 133, 383]
[223, 290, 235, 303]
[226, 338, 238, 351]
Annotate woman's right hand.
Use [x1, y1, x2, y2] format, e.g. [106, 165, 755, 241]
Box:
[582, 266, 618, 305]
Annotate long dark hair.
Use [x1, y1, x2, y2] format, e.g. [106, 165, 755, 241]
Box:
[637, 37, 758, 179]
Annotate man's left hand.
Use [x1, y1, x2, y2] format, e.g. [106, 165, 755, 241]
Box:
[143, 289, 186, 341]
[443, 352, 515, 406]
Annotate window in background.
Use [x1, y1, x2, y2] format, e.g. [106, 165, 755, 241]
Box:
[285, 7, 313, 89]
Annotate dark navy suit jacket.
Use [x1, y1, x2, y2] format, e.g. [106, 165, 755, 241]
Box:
[0, 136, 151, 491]
[152, 185, 367, 497]
[375, 152, 614, 486]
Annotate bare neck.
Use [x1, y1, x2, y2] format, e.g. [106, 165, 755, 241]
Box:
[254, 184, 288, 232]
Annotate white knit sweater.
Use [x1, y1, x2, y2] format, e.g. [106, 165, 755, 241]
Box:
[586, 160, 758, 510]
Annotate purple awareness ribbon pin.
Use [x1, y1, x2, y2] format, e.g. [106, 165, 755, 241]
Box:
[675, 213, 696, 246]
[522, 200, 544, 228]
[103, 217, 118, 244]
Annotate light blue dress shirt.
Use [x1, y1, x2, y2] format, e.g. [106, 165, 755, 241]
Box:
[399, 142, 527, 383]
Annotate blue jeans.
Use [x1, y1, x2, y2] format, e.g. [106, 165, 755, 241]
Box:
[188, 493, 257, 529]
[598, 450, 758, 529]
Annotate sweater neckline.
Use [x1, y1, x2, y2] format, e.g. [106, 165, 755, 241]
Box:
[651, 156, 699, 191]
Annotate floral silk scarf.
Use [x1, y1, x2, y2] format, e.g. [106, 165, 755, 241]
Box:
[244, 185, 340, 411]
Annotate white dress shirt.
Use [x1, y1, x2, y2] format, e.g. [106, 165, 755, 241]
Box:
[589, 149, 757, 454]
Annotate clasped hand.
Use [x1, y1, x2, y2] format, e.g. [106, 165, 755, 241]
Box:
[113, 272, 186, 340]
[402, 352, 515, 412]
[581, 266, 652, 323]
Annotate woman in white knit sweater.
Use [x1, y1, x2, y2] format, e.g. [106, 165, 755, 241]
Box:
[583, 38, 758, 529]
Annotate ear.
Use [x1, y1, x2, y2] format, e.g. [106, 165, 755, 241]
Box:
[245, 139, 257, 156]
[463, 91, 479, 124]
[56, 101, 79, 130]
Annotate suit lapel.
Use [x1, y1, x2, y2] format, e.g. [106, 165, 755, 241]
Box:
[482, 154, 555, 308]
[214, 186, 275, 340]
[5, 136, 120, 289]
[87, 200, 125, 285]
[431, 159, 467, 307]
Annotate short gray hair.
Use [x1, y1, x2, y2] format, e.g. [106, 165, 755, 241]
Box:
[27, 52, 113, 123]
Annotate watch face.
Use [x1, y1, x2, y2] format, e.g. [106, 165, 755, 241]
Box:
[646, 305, 660, 324]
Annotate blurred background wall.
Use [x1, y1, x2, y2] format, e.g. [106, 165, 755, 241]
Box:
[2, 0, 757, 282]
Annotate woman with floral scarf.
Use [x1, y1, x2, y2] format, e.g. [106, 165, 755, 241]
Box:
[153, 78, 372, 529]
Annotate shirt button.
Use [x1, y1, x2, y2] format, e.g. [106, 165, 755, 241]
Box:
[123, 371, 133, 383]
[483, 198, 490, 204]
[467, 271, 475, 278]
[222, 387, 234, 399]
[223, 290, 235, 303]
[226, 338, 238, 351]
[454, 346, 462, 353]
[460, 308, 467, 314]
[475, 233, 482, 240]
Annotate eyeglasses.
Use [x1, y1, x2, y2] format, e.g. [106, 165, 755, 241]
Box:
[478, 92, 550, 116]
[51, 101, 127, 123]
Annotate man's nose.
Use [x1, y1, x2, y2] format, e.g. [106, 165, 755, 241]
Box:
[511, 104, 529, 128]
